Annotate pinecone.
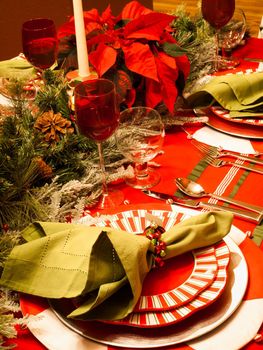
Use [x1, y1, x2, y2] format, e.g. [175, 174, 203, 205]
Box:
[34, 157, 53, 179]
[34, 110, 74, 143]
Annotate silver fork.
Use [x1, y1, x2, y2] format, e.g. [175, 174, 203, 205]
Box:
[191, 139, 263, 166]
[205, 154, 263, 175]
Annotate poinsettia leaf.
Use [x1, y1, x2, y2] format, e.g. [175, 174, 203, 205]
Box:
[100, 5, 116, 29]
[175, 55, 191, 80]
[57, 21, 76, 39]
[154, 52, 179, 112]
[124, 13, 175, 41]
[120, 0, 152, 21]
[145, 78, 162, 109]
[89, 44, 117, 76]
[83, 9, 100, 22]
[87, 33, 116, 49]
[162, 42, 188, 57]
[123, 42, 158, 81]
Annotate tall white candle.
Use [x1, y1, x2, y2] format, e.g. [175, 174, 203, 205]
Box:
[72, 0, 90, 77]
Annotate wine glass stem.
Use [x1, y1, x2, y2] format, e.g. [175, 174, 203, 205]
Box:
[97, 142, 108, 195]
[215, 30, 220, 71]
[135, 162, 149, 179]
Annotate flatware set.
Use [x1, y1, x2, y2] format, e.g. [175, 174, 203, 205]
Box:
[142, 189, 263, 224]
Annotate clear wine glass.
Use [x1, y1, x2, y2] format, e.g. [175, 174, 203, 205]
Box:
[22, 18, 58, 72]
[201, 0, 235, 71]
[74, 78, 123, 209]
[116, 107, 165, 189]
[218, 8, 247, 69]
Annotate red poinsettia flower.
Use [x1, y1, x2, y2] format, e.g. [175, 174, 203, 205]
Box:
[58, 1, 190, 112]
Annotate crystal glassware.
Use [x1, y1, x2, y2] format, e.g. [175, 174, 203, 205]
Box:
[74, 78, 124, 209]
[218, 8, 247, 69]
[201, 0, 235, 71]
[116, 107, 165, 189]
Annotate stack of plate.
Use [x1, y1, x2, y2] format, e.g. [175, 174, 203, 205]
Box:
[204, 106, 263, 139]
[48, 208, 248, 348]
[99, 209, 230, 328]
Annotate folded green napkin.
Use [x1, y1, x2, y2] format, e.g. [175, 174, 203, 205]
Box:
[186, 72, 263, 118]
[0, 58, 36, 79]
[0, 211, 233, 321]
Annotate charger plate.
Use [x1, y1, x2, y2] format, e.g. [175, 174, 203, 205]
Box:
[20, 207, 248, 348]
[211, 106, 263, 126]
[195, 108, 263, 139]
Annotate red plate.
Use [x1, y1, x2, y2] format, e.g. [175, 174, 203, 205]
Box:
[87, 209, 230, 328]
[103, 239, 229, 328]
[93, 209, 218, 312]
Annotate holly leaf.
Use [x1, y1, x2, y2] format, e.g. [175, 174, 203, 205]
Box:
[124, 13, 175, 41]
[89, 43, 117, 76]
[123, 42, 158, 81]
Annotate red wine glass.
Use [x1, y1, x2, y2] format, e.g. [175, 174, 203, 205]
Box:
[22, 18, 58, 71]
[74, 78, 123, 209]
[201, 0, 235, 71]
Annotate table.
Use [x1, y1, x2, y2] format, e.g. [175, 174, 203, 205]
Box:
[3, 37, 263, 349]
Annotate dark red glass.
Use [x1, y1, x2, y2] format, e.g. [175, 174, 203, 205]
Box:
[22, 18, 58, 70]
[75, 79, 119, 142]
[201, 0, 235, 29]
[74, 79, 123, 210]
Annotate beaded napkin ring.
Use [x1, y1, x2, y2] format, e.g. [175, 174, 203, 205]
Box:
[144, 223, 166, 268]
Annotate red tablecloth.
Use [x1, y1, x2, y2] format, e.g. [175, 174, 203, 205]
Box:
[4, 38, 263, 349]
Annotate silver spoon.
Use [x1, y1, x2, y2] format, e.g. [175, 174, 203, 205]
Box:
[175, 177, 263, 214]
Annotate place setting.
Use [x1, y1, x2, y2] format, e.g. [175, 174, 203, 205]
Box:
[181, 0, 263, 140]
[5, 206, 247, 348]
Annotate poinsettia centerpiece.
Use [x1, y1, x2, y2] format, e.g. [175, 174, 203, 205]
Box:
[58, 0, 190, 112]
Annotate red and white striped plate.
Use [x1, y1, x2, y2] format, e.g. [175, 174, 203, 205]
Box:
[103, 239, 229, 328]
[94, 209, 219, 312]
[211, 106, 263, 126]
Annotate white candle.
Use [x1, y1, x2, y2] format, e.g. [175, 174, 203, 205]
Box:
[72, 0, 90, 77]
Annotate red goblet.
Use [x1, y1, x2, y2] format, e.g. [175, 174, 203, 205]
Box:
[22, 18, 58, 71]
[74, 78, 124, 209]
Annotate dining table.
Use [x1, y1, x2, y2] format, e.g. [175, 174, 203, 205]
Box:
[2, 36, 263, 350]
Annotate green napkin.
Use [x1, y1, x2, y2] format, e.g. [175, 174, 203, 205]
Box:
[0, 58, 36, 79]
[0, 211, 233, 321]
[186, 72, 263, 118]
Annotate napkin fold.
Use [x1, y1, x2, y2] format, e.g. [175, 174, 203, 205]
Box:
[0, 58, 35, 79]
[186, 72, 263, 117]
[0, 211, 233, 321]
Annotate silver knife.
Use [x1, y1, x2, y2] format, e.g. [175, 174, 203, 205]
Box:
[142, 189, 263, 224]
